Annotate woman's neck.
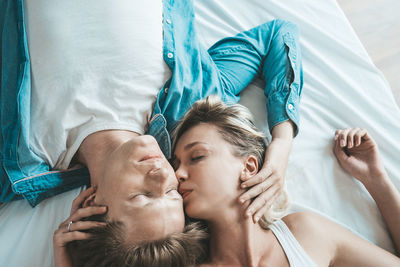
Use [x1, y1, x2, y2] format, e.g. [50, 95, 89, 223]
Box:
[76, 130, 140, 186]
[206, 205, 277, 267]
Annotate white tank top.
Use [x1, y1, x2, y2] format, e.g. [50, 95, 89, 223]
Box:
[269, 220, 318, 267]
[24, 0, 172, 169]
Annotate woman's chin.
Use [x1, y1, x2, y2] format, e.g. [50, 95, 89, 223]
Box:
[184, 203, 208, 220]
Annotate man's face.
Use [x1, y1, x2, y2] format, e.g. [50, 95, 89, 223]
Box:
[95, 135, 185, 244]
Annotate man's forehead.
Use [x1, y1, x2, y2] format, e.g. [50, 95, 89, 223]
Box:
[123, 203, 184, 243]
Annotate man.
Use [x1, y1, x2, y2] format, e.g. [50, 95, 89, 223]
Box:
[0, 0, 303, 256]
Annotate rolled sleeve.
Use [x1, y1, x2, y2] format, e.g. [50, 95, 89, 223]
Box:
[263, 20, 303, 137]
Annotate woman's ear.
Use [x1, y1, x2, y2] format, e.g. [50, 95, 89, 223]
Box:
[241, 155, 258, 179]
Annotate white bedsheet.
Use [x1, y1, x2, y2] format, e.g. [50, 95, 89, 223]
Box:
[1, 0, 399, 266]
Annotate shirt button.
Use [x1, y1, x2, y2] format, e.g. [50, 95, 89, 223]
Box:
[164, 87, 169, 93]
[167, 52, 174, 59]
[288, 104, 294, 110]
[166, 19, 172, 24]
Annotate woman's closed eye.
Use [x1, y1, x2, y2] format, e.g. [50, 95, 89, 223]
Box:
[190, 149, 210, 163]
[191, 155, 204, 161]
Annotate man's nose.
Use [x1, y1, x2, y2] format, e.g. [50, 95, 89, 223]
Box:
[147, 164, 170, 193]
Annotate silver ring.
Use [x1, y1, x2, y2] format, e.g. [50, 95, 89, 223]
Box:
[67, 221, 73, 232]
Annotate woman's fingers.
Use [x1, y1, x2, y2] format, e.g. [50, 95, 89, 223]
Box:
[347, 128, 360, 148]
[335, 128, 351, 148]
[335, 128, 370, 149]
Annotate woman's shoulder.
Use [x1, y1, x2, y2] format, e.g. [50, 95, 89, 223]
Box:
[280, 211, 334, 266]
[281, 211, 321, 234]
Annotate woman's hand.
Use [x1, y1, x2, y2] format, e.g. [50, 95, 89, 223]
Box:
[334, 127, 400, 255]
[239, 121, 293, 223]
[53, 187, 107, 267]
[333, 128, 387, 186]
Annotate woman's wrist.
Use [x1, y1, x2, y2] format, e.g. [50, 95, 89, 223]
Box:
[363, 171, 392, 198]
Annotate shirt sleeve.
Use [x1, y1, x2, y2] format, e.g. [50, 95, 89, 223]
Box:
[262, 21, 303, 137]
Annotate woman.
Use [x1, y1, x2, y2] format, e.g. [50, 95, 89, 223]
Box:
[172, 96, 400, 266]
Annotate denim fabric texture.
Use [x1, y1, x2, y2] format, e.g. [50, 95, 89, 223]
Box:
[0, 0, 303, 206]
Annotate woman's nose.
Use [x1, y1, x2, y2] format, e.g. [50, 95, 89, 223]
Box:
[175, 166, 188, 183]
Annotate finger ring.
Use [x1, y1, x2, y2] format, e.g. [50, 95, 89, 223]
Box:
[67, 221, 73, 232]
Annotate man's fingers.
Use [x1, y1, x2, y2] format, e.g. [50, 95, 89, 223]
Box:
[252, 191, 280, 223]
[240, 164, 272, 182]
[71, 187, 96, 214]
[63, 221, 106, 233]
[241, 167, 273, 188]
[69, 206, 107, 222]
[54, 220, 106, 247]
[55, 231, 93, 247]
[244, 184, 280, 220]
[239, 177, 275, 203]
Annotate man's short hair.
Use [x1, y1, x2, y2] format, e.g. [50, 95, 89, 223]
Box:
[68, 214, 208, 267]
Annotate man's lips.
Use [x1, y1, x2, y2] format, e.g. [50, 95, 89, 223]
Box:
[139, 154, 162, 162]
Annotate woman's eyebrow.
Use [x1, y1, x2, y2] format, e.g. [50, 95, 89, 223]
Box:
[184, 141, 207, 151]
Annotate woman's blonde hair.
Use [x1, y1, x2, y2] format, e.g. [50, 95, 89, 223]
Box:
[172, 95, 289, 226]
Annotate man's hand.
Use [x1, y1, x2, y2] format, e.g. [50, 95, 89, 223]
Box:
[238, 121, 293, 223]
[53, 187, 107, 267]
[333, 128, 387, 186]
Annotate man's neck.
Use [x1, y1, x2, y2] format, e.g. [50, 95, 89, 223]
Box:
[76, 130, 140, 186]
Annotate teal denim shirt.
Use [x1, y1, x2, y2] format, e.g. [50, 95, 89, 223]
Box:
[0, 0, 303, 206]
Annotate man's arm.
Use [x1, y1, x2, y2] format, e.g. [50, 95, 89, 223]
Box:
[239, 120, 294, 222]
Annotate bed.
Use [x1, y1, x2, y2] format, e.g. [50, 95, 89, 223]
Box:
[1, 0, 399, 266]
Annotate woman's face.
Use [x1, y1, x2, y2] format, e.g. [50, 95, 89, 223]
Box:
[173, 123, 245, 220]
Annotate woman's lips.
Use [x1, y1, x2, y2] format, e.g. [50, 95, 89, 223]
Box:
[180, 189, 193, 200]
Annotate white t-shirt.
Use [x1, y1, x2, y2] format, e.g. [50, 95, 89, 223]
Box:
[24, 0, 172, 169]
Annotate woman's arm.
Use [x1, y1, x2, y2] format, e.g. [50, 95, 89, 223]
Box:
[364, 173, 400, 254]
[285, 212, 400, 267]
[334, 128, 400, 254]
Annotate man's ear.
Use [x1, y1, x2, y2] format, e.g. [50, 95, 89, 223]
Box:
[241, 155, 258, 180]
[83, 192, 97, 208]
